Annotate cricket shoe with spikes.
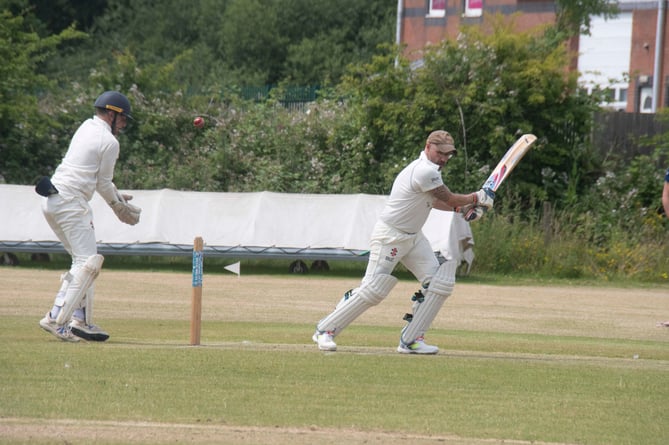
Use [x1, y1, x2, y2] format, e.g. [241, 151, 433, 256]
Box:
[397, 335, 438, 355]
[39, 313, 80, 342]
[312, 330, 337, 351]
[69, 318, 110, 342]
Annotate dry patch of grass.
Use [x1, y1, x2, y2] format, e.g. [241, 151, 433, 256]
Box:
[5, 268, 667, 340]
[0, 417, 583, 445]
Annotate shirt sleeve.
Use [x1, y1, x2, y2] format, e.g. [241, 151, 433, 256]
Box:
[97, 139, 121, 204]
[665, 168, 669, 183]
[414, 162, 443, 192]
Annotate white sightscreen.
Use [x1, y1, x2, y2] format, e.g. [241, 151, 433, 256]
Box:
[0, 185, 474, 265]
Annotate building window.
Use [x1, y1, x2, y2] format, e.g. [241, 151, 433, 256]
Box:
[639, 86, 653, 113]
[429, 0, 446, 17]
[464, 0, 482, 17]
[619, 88, 627, 103]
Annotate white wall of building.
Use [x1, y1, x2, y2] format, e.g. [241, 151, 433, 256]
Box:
[578, 12, 633, 111]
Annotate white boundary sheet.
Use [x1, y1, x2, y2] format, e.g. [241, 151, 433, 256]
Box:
[0, 185, 474, 265]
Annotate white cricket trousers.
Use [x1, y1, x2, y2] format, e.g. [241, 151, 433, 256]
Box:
[42, 194, 98, 281]
[362, 220, 440, 288]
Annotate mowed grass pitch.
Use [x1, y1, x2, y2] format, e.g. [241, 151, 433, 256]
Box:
[1, 267, 668, 445]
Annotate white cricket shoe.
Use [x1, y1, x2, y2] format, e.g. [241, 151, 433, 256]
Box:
[69, 318, 110, 342]
[39, 313, 80, 342]
[312, 330, 337, 351]
[397, 336, 438, 355]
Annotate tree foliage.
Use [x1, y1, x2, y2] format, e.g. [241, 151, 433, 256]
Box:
[0, 9, 85, 183]
[331, 17, 603, 205]
[41, 0, 396, 90]
[554, 0, 619, 36]
[0, 1, 661, 208]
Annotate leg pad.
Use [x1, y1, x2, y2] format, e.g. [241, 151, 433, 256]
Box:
[400, 260, 456, 346]
[317, 274, 397, 335]
[56, 255, 104, 325]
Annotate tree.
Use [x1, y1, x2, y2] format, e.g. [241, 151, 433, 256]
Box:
[0, 10, 85, 183]
[279, 0, 396, 84]
[1, 0, 108, 34]
[554, 0, 619, 36]
[49, 0, 396, 90]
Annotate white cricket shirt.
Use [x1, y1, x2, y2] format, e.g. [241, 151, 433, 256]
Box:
[378, 151, 443, 233]
[51, 116, 120, 204]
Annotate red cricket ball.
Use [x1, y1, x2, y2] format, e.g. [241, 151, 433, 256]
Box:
[193, 116, 204, 128]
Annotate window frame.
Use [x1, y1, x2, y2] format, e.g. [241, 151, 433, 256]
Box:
[463, 0, 482, 18]
[428, 0, 446, 17]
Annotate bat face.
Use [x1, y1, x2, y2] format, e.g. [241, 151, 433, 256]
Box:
[483, 164, 507, 191]
[482, 134, 536, 192]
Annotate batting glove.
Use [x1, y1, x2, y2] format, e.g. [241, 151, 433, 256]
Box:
[465, 206, 486, 222]
[473, 188, 495, 209]
[457, 204, 486, 222]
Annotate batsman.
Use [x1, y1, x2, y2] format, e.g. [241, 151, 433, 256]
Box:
[37, 91, 141, 342]
[313, 130, 494, 354]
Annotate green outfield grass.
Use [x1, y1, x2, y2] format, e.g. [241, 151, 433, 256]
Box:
[1, 268, 668, 444]
[2, 319, 668, 444]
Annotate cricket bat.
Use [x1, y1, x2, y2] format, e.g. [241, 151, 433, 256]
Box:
[482, 134, 537, 192]
[464, 134, 537, 221]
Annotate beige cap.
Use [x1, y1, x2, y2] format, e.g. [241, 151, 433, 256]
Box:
[427, 130, 456, 154]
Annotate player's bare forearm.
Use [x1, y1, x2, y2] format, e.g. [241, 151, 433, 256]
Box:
[432, 200, 456, 211]
[431, 185, 476, 209]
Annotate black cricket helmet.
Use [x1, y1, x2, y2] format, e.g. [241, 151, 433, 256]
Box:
[94, 91, 133, 119]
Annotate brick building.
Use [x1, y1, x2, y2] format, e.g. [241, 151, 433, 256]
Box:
[397, 0, 669, 113]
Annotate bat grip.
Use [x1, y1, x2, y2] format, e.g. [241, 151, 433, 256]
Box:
[483, 188, 495, 199]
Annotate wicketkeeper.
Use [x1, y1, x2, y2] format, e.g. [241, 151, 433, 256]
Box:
[37, 91, 141, 342]
[313, 130, 493, 354]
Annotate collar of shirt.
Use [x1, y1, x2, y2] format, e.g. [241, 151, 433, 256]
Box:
[419, 151, 441, 170]
[93, 115, 112, 133]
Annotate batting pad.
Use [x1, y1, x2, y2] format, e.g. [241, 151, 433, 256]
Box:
[317, 273, 397, 335]
[56, 254, 104, 325]
[400, 260, 456, 345]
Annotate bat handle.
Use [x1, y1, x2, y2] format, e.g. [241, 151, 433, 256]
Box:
[483, 187, 495, 199]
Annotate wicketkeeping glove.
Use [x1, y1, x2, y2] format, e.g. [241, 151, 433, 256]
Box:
[110, 193, 141, 225]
